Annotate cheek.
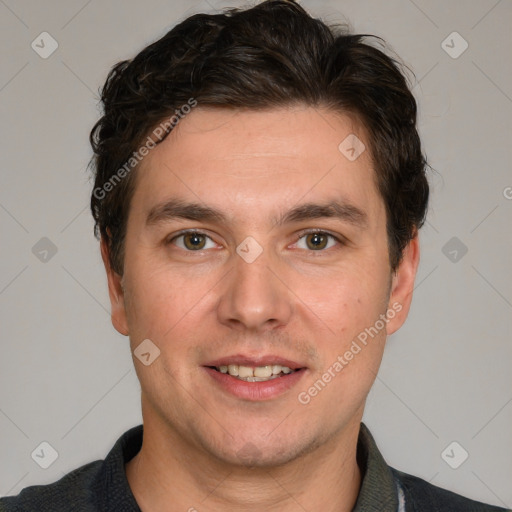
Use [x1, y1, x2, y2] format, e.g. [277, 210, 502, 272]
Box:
[292, 265, 391, 404]
[123, 263, 190, 340]
[295, 263, 390, 338]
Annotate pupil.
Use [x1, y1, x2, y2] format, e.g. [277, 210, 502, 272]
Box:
[308, 233, 326, 250]
[185, 233, 205, 250]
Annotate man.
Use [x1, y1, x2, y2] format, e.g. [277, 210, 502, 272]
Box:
[1, 1, 508, 511]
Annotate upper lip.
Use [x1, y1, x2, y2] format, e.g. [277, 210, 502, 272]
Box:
[204, 355, 306, 370]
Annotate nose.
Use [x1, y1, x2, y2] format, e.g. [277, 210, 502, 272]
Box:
[216, 246, 293, 332]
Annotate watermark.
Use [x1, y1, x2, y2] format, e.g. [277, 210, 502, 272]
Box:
[32, 237, 58, 263]
[134, 338, 161, 366]
[93, 97, 198, 201]
[503, 186, 512, 200]
[441, 236, 468, 263]
[31, 31, 58, 59]
[441, 31, 468, 59]
[298, 301, 402, 405]
[338, 133, 366, 161]
[236, 236, 263, 263]
[441, 441, 469, 469]
[31, 441, 59, 469]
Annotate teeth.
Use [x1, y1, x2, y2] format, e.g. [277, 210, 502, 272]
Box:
[254, 366, 272, 378]
[238, 365, 253, 378]
[215, 364, 296, 381]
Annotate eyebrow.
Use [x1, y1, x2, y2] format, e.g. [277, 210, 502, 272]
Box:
[145, 198, 368, 229]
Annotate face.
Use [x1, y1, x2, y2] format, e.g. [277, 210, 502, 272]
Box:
[102, 106, 419, 467]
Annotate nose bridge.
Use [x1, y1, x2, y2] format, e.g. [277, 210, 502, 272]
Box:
[216, 240, 293, 331]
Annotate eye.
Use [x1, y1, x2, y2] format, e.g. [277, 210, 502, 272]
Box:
[168, 231, 217, 251]
[293, 230, 341, 251]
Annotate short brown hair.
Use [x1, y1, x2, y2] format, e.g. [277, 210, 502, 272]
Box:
[89, 0, 429, 275]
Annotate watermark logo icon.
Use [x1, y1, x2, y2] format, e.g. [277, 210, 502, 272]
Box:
[441, 441, 469, 469]
[31, 441, 59, 469]
[31, 32, 59, 59]
[32, 237, 58, 263]
[441, 32, 468, 59]
[236, 236, 263, 264]
[442, 237, 468, 263]
[134, 339, 161, 366]
[338, 134, 366, 161]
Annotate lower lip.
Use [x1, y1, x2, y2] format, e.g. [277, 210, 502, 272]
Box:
[203, 367, 307, 401]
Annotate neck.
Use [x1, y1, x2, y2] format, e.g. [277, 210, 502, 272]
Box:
[125, 415, 363, 512]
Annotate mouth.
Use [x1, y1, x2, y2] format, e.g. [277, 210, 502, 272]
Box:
[208, 363, 300, 382]
[203, 356, 307, 400]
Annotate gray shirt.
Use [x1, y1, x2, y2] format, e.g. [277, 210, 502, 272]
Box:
[1, 423, 509, 511]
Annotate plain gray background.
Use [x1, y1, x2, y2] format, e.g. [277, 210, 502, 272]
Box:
[1, 0, 511, 507]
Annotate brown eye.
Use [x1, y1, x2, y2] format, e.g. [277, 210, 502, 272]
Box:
[305, 232, 328, 250]
[183, 232, 207, 250]
[170, 231, 216, 251]
[294, 231, 339, 251]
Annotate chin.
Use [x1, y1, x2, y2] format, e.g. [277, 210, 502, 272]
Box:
[202, 428, 320, 469]
[222, 444, 302, 469]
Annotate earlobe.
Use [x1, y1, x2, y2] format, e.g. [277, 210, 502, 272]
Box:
[386, 234, 420, 336]
[100, 235, 129, 336]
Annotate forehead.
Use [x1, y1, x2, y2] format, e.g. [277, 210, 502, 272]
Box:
[153, 106, 369, 170]
[131, 106, 383, 226]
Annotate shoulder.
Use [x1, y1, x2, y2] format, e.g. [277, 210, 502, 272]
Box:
[391, 467, 511, 512]
[0, 460, 103, 512]
[0, 425, 142, 512]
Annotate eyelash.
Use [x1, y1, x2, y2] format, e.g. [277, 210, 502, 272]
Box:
[166, 229, 344, 253]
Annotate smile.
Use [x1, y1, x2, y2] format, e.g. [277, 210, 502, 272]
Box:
[212, 364, 296, 382]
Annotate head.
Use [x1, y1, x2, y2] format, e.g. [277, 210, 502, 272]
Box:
[90, 0, 428, 467]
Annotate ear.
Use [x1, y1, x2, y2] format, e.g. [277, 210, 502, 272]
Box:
[386, 234, 420, 335]
[100, 235, 129, 336]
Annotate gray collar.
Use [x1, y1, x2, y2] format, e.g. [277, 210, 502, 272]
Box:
[352, 423, 400, 511]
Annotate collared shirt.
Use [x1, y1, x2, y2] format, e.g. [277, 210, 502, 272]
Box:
[1, 423, 508, 511]
[353, 423, 400, 511]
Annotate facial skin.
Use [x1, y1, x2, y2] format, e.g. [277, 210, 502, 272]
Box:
[101, 105, 419, 511]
